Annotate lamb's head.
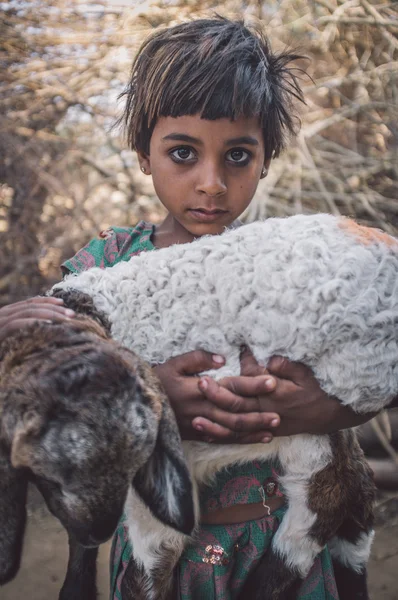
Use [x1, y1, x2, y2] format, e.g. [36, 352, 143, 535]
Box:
[0, 320, 194, 577]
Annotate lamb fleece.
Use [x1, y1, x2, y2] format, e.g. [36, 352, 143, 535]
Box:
[55, 213, 398, 415]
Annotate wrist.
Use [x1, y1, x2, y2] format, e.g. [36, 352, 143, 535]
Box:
[332, 402, 376, 431]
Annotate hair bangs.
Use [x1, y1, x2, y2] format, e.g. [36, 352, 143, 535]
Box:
[158, 63, 270, 125]
[120, 17, 307, 158]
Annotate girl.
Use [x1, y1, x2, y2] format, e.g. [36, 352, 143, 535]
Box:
[0, 17, 376, 600]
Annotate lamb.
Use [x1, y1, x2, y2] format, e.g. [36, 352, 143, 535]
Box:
[50, 212, 398, 600]
[0, 302, 194, 599]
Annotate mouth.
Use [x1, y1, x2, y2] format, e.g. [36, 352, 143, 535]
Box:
[188, 208, 228, 223]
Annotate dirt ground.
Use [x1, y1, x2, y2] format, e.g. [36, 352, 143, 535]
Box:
[2, 486, 398, 600]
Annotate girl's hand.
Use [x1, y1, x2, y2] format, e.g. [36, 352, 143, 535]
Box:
[0, 297, 75, 343]
[193, 349, 374, 443]
[152, 350, 280, 442]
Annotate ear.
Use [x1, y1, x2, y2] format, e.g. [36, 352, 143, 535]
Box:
[260, 158, 272, 179]
[10, 411, 43, 469]
[0, 442, 28, 583]
[132, 401, 194, 535]
[137, 151, 151, 175]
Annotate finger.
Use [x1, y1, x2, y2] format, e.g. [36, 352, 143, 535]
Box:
[168, 350, 225, 376]
[199, 376, 276, 412]
[239, 346, 269, 377]
[0, 296, 65, 314]
[192, 417, 274, 444]
[0, 312, 75, 340]
[0, 318, 54, 338]
[0, 306, 75, 322]
[221, 374, 277, 396]
[193, 407, 280, 435]
[267, 355, 314, 384]
[233, 431, 274, 444]
[263, 375, 298, 402]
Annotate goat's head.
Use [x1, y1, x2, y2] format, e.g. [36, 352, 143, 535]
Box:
[0, 321, 194, 582]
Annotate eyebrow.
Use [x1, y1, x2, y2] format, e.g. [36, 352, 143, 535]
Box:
[161, 133, 259, 146]
[225, 136, 259, 146]
[162, 133, 202, 144]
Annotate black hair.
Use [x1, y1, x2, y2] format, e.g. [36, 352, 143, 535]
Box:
[120, 17, 306, 159]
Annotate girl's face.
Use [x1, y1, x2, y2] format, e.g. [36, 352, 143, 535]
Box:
[138, 114, 269, 244]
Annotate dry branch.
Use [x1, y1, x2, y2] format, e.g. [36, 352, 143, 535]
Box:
[0, 0, 397, 303]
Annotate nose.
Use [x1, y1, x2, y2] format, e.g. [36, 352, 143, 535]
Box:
[75, 511, 121, 547]
[195, 163, 227, 197]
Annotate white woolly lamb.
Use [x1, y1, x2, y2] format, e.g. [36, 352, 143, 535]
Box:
[53, 213, 398, 600]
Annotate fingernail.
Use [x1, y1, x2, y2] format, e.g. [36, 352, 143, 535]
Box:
[194, 424, 203, 432]
[44, 320, 53, 324]
[65, 309, 75, 317]
[264, 377, 276, 391]
[271, 419, 279, 427]
[262, 435, 272, 443]
[204, 437, 214, 443]
[268, 356, 284, 369]
[199, 378, 208, 391]
[212, 354, 225, 364]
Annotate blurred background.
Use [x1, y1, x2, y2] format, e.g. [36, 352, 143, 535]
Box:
[1, 0, 397, 598]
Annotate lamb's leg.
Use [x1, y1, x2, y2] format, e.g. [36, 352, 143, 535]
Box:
[238, 552, 302, 600]
[238, 435, 334, 599]
[332, 557, 369, 600]
[327, 435, 375, 600]
[313, 431, 375, 600]
[59, 535, 98, 600]
[0, 447, 28, 583]
[241, 432, 372, 600]
[121, 542, 181, 600]
[328, 516, 373, 600]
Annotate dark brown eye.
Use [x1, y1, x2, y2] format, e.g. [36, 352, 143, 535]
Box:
[226, 148, 251, 165]
[231, 150, 244, 161]
[177, 148, 191, 159]
[170, 147, 195, 162]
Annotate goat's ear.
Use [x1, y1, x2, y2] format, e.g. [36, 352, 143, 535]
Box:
[132, 400, 195, 535]
[0, 442, 28, 584]
[10, 411, 43, 469]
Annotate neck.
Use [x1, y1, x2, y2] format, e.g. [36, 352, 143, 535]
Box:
[152, 214, 196, 249]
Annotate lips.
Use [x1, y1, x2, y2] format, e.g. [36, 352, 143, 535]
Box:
[188, 208, 228, 222]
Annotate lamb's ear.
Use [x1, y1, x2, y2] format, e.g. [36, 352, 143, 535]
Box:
[132, 401, 195, 535]
[0, 442, 28, 584]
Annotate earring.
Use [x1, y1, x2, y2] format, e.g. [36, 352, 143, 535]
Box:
[261, 166, 268, 178]
[141, 166, 146, 173]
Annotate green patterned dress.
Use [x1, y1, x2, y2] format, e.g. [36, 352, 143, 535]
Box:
[62, 222, 340, 600]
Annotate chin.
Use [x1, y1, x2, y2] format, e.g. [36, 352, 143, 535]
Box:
[189, 222, 232, 238]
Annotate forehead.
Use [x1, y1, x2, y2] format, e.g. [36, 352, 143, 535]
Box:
[151, 114, 263, 146]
